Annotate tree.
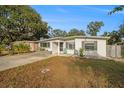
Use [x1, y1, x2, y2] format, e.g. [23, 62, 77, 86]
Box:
[47, 26, 53, 38]
[86, 21, 104, 36]
[67, 28, 85, 36]
[102, 31, 122, 45]
[109, 5, 124, 15]
[109, 5, 124, 38]
[0, 5, 48, 45]
[102, 31, 111, 37]
[108, 31, 122, 45]
[108, 5, 124, 44]
[50, 29, 67, 37]
[119, 21, 124, 38]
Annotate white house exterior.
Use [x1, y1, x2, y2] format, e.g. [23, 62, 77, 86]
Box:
[39, 36, 109, 57]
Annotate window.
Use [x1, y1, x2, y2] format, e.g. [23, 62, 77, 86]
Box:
[83, 41, 97, 51]
[66, 42, 75, 49]
[41, 42, 50, 48]
[60, 42, 63, 51]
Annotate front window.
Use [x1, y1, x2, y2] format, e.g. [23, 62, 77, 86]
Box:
[83, 41, 97, 51]
[66, 42, 75, 49]
[41, 42, 50, 48]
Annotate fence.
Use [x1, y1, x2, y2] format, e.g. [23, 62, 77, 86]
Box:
[107, 45, 121, 58]
[121, 45, 124, 57]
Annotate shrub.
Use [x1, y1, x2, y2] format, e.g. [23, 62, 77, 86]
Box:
[0, 44, 5, 54]
[12, 43, 30, 54]
[79, 48, 84, 57]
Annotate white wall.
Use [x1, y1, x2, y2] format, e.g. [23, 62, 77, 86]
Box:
[52, 42, 58, 54]
[40, 38, 107, 57]
[66, 50, 74, 54]
[75, 38, 107, 57]
[97, 39, 106, 57]
[65, 40, 75, 54]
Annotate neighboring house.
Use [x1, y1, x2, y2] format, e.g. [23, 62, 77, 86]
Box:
[13, 41, 39, 52]
[39, 36, 109, 57]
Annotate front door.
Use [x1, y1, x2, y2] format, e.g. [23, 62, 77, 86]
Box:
[60, 42, 63, 52]
[52, 42, 58, 54]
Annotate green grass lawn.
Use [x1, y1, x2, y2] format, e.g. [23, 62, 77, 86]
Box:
[0, 56, 124, 88]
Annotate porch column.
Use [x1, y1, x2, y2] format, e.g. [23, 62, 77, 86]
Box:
[38, 42, 41, 50]
[58, 41, 60, 55]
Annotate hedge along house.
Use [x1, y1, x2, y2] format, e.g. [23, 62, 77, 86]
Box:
[39, 36, 109, 57]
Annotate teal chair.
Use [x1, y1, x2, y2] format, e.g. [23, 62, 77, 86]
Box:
[63, 48, 67, 54]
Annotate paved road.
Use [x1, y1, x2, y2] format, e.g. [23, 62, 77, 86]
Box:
[0, 52, 53, 71]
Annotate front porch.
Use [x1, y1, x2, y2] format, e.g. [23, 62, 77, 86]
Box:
[52, 41, 65, 55]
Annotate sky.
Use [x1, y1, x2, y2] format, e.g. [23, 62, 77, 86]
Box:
[31, 5, 124, 35]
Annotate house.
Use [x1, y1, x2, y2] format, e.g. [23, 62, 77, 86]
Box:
[39, 36, 109, 57]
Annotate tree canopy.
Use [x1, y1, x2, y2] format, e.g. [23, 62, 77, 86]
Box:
[67, 28, 85, 36]
[102, 31, 122, 45]
[109, 5, 124, 15]
[48, 28, 86, 37]
[108, 31, 122, 45]
[86, 21, 104, 36]
[102, 31, 111, 37]
[119, 21, 124, 38]
[0, 5, 48, 45]
[49, 29, 67, 37]
[107, 5, 124, 44]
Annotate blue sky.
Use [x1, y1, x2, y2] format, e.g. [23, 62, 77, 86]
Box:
[31, 5, 124, 35]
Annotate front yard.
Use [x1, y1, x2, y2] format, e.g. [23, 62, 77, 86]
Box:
[0, 56, 124, 88]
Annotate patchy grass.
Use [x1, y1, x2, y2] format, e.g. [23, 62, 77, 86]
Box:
[0, 56, 124, 88]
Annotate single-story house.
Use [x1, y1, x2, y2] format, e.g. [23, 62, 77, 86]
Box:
[39, 36, 109, 57]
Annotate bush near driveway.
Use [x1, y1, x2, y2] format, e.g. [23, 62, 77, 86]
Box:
[0, 44, 5, 53]
[0, 43, 31, 56]
[12, 43, 30, 54]
[0, 44, 8, 56]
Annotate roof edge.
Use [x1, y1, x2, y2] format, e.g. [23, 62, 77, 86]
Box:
[40, 36, 110, 42]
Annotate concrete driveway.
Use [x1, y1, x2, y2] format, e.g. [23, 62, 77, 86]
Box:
[0, 51, 53, 71]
